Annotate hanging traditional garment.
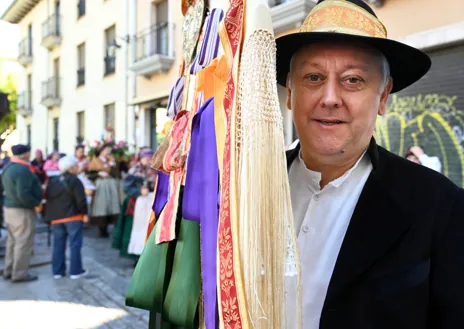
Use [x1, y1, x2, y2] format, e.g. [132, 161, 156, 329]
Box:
[235, 1, 302, 328]
[215, 0, 250, 327]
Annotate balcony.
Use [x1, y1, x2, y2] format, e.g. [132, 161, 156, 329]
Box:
[41, 77, 61, 108]
[17, 91, 33, 116]
[41, 14, 62, 50]
[270, 0, 316, 35]
[18, 38, 33, 66]
[130, 23, 175, 78]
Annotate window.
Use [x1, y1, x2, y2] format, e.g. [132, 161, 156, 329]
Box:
[27, 74, 32, 109]
[54, 57, 60, 97]
[28, 24, 33, 56]
[27, 124, 31, 146]
[151, 0, 169, 56]
[104, 25, 116, 76]
[78, 0, 85, 18]
[77, 43, 85, 86]
[77, 111, 85, 144]
[104, 103, 115, 135]
[53, 118, 59, 151]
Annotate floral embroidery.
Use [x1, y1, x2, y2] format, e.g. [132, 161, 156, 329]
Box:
[300, 0, 387, 38]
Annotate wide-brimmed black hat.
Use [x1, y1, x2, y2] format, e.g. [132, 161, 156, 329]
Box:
[276, 0, 431, 93]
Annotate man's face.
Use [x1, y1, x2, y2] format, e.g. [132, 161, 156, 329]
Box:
[24, 152, 31, 162]
[287, 43, 392, 161]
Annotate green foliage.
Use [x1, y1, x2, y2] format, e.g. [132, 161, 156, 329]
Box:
[0, 62, 18, 140]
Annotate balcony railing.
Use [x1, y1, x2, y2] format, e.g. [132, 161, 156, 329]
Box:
[78, 0, 85, 18]
[42, 14, 62, 50]
[270, 0, 315, 34]
[130, 23, 174, 77]
[104, 56, 116, 76]
[17, 91, 33, 116]
[77, 68, 85, 86]
[41, 77, 61, 107]
[18, 37, 33, 66]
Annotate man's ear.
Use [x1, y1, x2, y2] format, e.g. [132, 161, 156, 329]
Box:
[378, 77, 393, 116]
[286, 73, 292, 111]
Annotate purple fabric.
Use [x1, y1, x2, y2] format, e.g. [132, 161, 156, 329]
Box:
[182, 97, 219, 329]
[190, 8, 224, 75]
[153, 171, 170, 218]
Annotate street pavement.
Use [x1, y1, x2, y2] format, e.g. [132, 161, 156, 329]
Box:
[0, 223, 149, 329]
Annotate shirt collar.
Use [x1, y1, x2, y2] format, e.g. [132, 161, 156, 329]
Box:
[297, 149, 369, 190]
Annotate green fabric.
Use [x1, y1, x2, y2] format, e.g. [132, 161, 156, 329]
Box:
[2, 162, 42, 209]
[126, 220, 177, 312]
[112, 197, 137, 259]
[163, 219, 200, 328]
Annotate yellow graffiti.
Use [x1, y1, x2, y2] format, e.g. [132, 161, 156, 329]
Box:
[387, 94, 458, 116]
[378, 94, 464, 187]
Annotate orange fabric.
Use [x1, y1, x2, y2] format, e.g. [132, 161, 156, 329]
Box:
[196, 57, 219, 101]
[51, 214, 84, 225]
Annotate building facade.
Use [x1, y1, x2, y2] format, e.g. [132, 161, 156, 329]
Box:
[3, 0, 130, 155]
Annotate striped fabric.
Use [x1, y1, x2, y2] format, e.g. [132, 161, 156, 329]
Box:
[190, 8, 224, 75]
[166, 76, 185, 120]
[166, 8, 223, 119]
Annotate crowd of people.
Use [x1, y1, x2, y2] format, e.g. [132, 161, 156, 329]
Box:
[0, 142, 157, 282]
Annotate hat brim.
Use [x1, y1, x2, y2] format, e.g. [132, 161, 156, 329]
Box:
[276, 32, 431, 93]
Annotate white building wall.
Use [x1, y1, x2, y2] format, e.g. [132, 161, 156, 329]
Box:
[16, 0, 130, 155]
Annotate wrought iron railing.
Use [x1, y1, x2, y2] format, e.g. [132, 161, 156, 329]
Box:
[78, 0, 85, 18]
[104, 56, 116, 76]
[134, 22, 171, 62]
[42, 14, 61, 40]
[17, 91, 32, 112]
[19, 37, 33, 58]
[41, 77, 61, 101]
[77, 68, 85, 86]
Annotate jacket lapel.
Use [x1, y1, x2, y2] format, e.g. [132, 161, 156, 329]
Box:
[286, 139, 411, 306]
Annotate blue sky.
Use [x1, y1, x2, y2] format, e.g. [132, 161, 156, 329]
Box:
[0, 0, 19, 58]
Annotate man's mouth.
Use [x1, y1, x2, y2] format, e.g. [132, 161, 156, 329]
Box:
[315, 119, 344, 125]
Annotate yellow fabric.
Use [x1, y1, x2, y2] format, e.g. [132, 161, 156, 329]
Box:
[213, 53, 229, 187]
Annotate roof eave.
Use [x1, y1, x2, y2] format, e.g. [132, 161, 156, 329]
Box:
[1, 0, 41, 24]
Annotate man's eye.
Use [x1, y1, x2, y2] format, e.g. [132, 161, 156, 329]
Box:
[306, 75, 320, 82]
[347, 77, 362, 84]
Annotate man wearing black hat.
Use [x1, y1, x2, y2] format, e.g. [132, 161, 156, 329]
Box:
[278, 0, 464, 328]
[2, 144, 43, 282]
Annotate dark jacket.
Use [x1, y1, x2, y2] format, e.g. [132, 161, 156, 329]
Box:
[31, 159, 46, 184]
[123, 174, 144, 198]
[44, 173, 87, 223]
[287, 138, 464, 329]
[2, 161, 42, 209]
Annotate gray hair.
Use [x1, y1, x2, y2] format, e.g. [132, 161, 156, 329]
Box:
[16, 153, 30, 160]
[288, 45, 391, 92]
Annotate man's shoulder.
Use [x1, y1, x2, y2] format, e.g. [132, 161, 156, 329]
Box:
[3, 162, 29, 175]
[377, 146, 459, 202]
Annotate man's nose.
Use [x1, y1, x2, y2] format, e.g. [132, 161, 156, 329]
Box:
[320, 78, 342, 109]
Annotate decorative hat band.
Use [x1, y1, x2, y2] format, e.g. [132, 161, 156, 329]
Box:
[300, 0, 388, 39]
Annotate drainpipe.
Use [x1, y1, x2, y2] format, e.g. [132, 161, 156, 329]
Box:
[123, 0, 129, 144]
[131, 0, 137, 149]
[45, 0, 50, 154]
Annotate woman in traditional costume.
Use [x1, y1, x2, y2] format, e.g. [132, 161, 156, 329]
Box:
[87, 143, 120, 237]
[113, 148, 155, 259]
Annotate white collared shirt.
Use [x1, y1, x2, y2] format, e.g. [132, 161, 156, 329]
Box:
[287, 149, 373, 328]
